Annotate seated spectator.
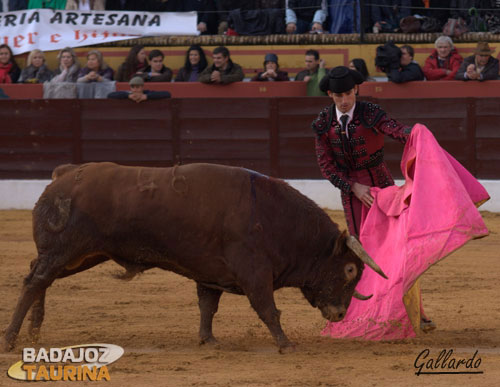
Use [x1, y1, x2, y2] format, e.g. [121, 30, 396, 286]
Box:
[251, 53, 289, 81]
[66, 0, 105, 9]
[455, 42, 499, 81]
[51, 47, 80, 83]
[228, 1, 286, 35]
[175, 45, 208, 82]
[370, 0, 411, 33]
[116, 45, 148, 82]
[43, 47, 80, 98]
[199, 46, 244, 84]
[107, 76, 171, 102]
[7, 1, 29, 11]
[77, 50, 114, 83]
[286, 0, 327, 34]
[0, 44, 21, 84]
[19, 49, 53, 84]
[423, 36, 463, 81]
[295, 49, 327, 96]
[184, 0, 218, 35]
[216, 0, 246, 35]
[386, 45, 424, 83]
[28, 0, 67, 9]
[135, 50, 172, 82]
[348, 58, 375, 82]
[328, 0, 360, 34]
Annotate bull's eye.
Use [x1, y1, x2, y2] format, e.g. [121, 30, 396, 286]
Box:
[344, 262, 357, 282]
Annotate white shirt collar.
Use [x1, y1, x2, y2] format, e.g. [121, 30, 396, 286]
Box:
[335, 105, 355, 125]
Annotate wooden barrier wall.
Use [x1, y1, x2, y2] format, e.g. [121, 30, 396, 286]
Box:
[0, 97, 499, 179]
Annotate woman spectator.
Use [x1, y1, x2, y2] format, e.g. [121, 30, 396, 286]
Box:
[65, 0, 105, 9]
[116, 45, 148, 82]
[423, 36, 463, 81]
[18, 49, 53, 83]
[175, 45, 208, 82]
[349, 58, 375, 82]
[51, 47, 80, 83]
[0, 44, 21, 84]
[251, 53, 289, 82]
[77, 49, 114, 83]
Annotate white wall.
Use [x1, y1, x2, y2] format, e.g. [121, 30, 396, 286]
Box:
[0, 179, 498, 212]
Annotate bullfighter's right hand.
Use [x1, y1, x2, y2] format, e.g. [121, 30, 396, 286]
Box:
[352, 182, 374, 208]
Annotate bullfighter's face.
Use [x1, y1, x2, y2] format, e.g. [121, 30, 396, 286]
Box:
[328, 86, 358, 114]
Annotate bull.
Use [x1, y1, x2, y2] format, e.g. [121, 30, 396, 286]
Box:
[1, 162, 386, 353]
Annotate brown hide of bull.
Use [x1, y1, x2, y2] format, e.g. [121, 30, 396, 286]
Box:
[2, 162, 366, 353]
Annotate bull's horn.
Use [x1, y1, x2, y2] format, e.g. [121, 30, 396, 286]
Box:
[346, 236, 388, 279]
[353, 290, 373, 300]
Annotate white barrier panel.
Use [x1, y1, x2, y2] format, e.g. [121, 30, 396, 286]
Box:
[0, 179, 498, 212]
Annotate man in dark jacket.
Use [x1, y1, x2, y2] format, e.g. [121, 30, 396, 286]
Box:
[387, 45, 425, 83]
[286, 0, 327, 34]
[199, 46, 244, 84]
[455, 42, 499, 81]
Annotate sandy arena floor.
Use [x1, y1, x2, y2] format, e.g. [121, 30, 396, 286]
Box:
[0, 209, 499, 387]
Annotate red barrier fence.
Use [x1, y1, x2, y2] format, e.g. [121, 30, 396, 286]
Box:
[1, 96, 499, 180]
[2, 80, 500, 99]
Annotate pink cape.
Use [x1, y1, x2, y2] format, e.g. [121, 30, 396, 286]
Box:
[322, 124, 490, 340]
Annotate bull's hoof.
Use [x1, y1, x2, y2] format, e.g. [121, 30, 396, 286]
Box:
[278, 342, 297, 354]
[199, 336, 218, 346]
[0, 336, 15, 353]
[29, 328, 41, 344]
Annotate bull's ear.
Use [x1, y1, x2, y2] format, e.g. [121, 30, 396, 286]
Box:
[332, 230, 349, 257]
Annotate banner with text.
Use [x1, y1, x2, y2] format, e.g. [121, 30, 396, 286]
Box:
[0, 9, 198, 55]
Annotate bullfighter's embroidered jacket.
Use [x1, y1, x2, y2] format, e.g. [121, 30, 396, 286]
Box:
[313, 101, 411, 235]
[313, 101, 411, 194]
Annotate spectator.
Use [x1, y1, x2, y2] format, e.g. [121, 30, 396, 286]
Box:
[77, 49, 114, 83]
[105, 0, 145, 10]
[116, 45, 148, 82]
[135, 50, 172, 83]
[18, 49, 53, 84]
[455, 42, 499, 81]
[386, 45, 424, 83]
[66, 0, 105, 9]
[252, 53, 289, 81]
[369, 0, 411, 33]
[328, 0, 360, 33]
[216, 0, 246, 35]
[184, 0, 218, 35]
[286, 0, 327, 34]
[199, 46, 244, 84]
[8, 1, 29, 11]
[0, 44, 21, 83]
[28, 0, 67, 9]
[51, 47, 80, 83]
[175, 45, 208, 82]
[107, 76, 171, 102]
[228, 1, 286, 35]
[348, 58, 375, 82]
[43, 47, 80, 98]
[295, 49, 327, 96]
[423, 36, 463, 81]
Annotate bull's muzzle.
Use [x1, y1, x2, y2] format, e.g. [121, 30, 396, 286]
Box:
[321, 305, 347, 322]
